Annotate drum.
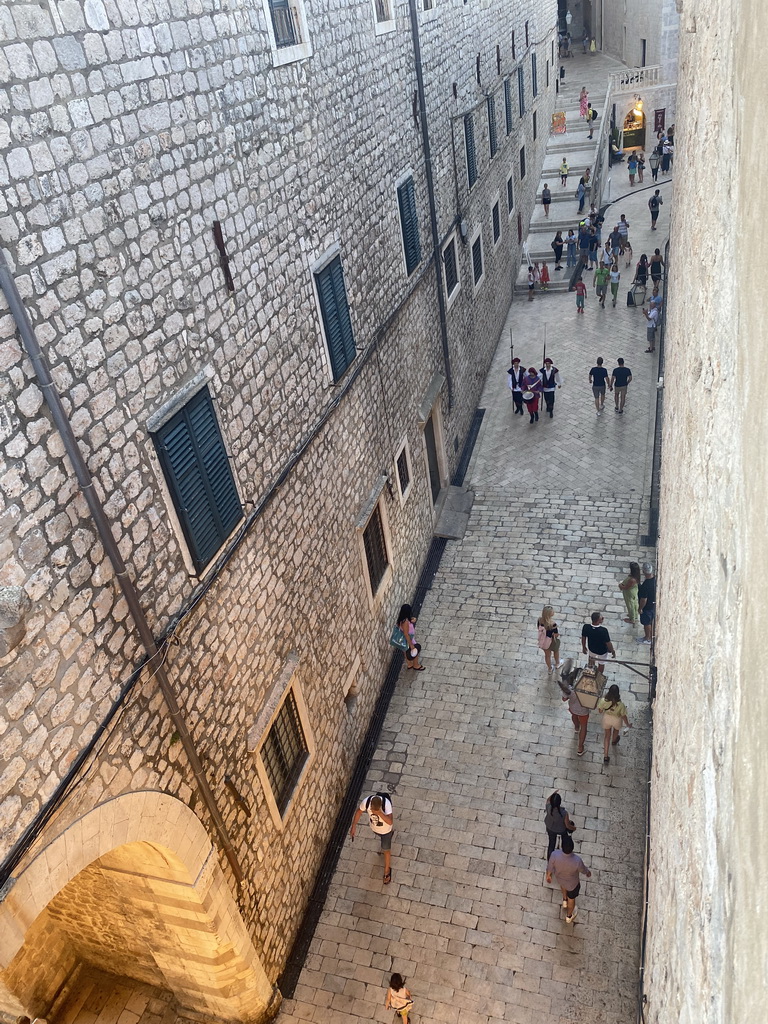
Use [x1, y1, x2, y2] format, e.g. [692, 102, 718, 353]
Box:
[522, 391, 535, 400]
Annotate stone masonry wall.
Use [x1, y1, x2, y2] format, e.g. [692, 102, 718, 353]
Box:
[0, 0, 556, 996]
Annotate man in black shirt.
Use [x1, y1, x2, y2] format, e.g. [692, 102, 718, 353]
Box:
[589, 357, 609, 416]
[581, 612, 616, 672]
[636, 564, 657, 645]
[610, 358, 632, 413]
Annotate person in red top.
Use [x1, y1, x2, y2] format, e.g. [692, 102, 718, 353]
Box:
[575, 277, 587, 313]
[521, 367, 543, 424]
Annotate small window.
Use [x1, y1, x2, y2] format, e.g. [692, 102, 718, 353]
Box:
[492, 201, 501, 244]
[464, 114, 477, 188]
[394, 437, 412, 503]
[315, 254, 356, 382]
[517, 66, 525, 117]
[152, 387, 243, 573]
[520, 145, 526, 179]
[504, 78, 513, 135]
[443, 235, 459, 300]
[374, 0, 392, 22]
[363, 503, 390, 596]
[269, 0, 299, 46]
[487, 95, 498, 158]
[397, 176, 422, 275]
[533, 111, 537, 140]
[506, 174, 514, 215]
[511, 30, 516, 59]
[261, 690, 309, 816]
[525, 20, 529, 46]
[471, 230, 484, 287]
[531, 53, 538, 97]
[422, 0, 434, 8]
[264, 0, 312, 64]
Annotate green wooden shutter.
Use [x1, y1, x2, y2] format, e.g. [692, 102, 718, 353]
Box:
[532, 53, 538, 97]
[504, 78, 513, 134]
[443, 238, 458, 295]
[397, 176, 422, 276]
[464, 114, 477, 188]
[487, 96, 498, 157]
[518, 66, 525, 116]
[155, 388, 243, 572]
[316, 256, 355, 381]
[472, 235, 483, 284]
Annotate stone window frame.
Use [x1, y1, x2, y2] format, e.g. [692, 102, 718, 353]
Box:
[470, 225, 485, 292]
[356, 478, 394, 611]
[394, 433, 414, 506]
[372, 0, 396, 34]
[506, 173, 515, 219]
[262, 0, 313, 67]
[442, 230, 461, 308]
[249, 653, 316, 831]
[491, 194, 502, 249]
[145, 368, 245, 579]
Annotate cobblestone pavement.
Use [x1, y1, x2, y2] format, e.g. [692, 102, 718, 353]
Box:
[277, 134, 669, 1024]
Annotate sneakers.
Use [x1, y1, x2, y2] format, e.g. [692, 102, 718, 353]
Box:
[566, 908, 578, 923]
[636, 638, 652, 645]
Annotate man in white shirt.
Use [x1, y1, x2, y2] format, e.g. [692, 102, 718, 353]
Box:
[644, 305, 659, 352]
[350, 793, 394, 883]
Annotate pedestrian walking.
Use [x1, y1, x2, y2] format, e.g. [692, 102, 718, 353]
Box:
[650, 248, 664, 285]
[648, 189, 663, 229]
[398, 604, 424, 670]
[627, 151, 638, 185]
[542, 183, 552, 217]
[636, 563, 656, 644]
[661, 138, 673, 173]
[610, 358, 632, 412]
[594, 264, 609, 307]
[566, 228, 577, 267]
[609, 263, 621, 306]
[597, 684, 631, 763]
[350, 793, 394, 883]
[544, 792, 576, 860]
[590, 36, 596, 54]
[581, 611, 616, 672]
[644, 305, 659, 351]
[587, 228, 599, 270]
[507, 357, 526, 415]
[385, 974, 413, 1024]
[578, 218, 590, 260]
[587, 104, 597, 139]
[533, 262, 541, 289]
[634, 253, 649, 289]
[522, 366, 543, 423]
[618, 215, 630, 264]
[589, 357, 609, 414]
[560, 158, 569, 185]
[600, 242, 613, 268]
[540, 261, 551, 289]
[608, 225, 622, 260]
[579, 86, 588, 116]
[649, 148, 661, 181]
[561, 676, 592, 756]
[649, 285, 663, 316]
[551, 231, 564, 270]
[575, 277, 587, 314]
[637, 151, 645, 182]
[576, 179, 586, 214]
[527, 264, 536, 301]
[547, 834, 591, 923]
[539, 358, 562, 418]
[582, 31, 589, 53]
[537, 604, 562, 671]
[619, 560, 641, 624]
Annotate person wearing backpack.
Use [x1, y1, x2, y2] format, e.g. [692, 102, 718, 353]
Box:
[544, 791, 576, 860]
[648, 189, 663, 230]
[350, 792, 394, 883]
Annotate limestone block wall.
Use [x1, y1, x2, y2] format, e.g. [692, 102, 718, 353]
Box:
[644, 0, 767, 1021]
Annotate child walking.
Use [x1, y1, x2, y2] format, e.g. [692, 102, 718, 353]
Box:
[385, 974, 413, 1024]
[575, 277, 587, 313]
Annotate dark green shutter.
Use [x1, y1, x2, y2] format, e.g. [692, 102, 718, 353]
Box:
[504, 78, 513, 134]
[520, 145, 526, 179]
[507, 175, 514, 213]
[487, 96, 498, 158]
[518, 66, 525, 116]
[492, 202, 500, 243]
[464, 114, 477, 188]
[155, 388, 243, 572]
[444, 239, 458, 295]
[316, 256, 355, 381]
[397, 177, 421, 276]
[472, 235, 483, 284]
[532, 53, 538, 97]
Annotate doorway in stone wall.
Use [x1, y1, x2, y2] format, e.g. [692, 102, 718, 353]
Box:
[423, 411, 444, 506]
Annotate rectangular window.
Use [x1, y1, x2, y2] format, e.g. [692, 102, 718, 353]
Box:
[423, 0, 434, 9]
[395, 439, 412, 502]
[506, 174, 514, 214]
[464, 114, 477, 188]
[363, 503, 389, 595]
[374, 0, 391, 22]
[511, 30, 516, 59]
[487, 95, 498, 158]
[492, 201, 500, 244]
[546, 60, 549, 88]
[315, 255, 355, 381]
[268, 0, 299, 47]
[533, 111, 537, 140]
[153, 387, 243, 573]
[504, 78, 513, 134]
[472, 232, 484, 286]
[261, 689, 309, 815]
[532, 53, 538, 96]
[264, 0, 311, 65]
[519, 145, 526, 179]
[397, 176, 421, 275]
[525, 20, 529, 47]
[443, 236, 459, 299]
[517, 66, 525, 117]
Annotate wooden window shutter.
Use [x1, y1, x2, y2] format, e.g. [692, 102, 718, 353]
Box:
[397, 176, 422, 275]
[316, 256, 356, 381]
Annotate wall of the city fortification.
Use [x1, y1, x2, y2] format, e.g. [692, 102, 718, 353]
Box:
[644, 0, 767, 1021]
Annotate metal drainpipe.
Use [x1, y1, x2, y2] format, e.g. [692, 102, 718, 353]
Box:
[407, 0, 453, 409]
[0, 249, 245, 885]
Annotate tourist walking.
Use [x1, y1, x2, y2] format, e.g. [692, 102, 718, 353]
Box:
[587, 228, 599, 270]
[551, 231, 564, 270]
[661, 138, 673, 173]
[547, 834, 591, 923]
[637, 151, 645, 182]
[562, 677, 592, 756]
[539, 358, 562, 418]
[579, 86, 589, 118]
[544, 791, 575, 860]
[648, 189, 663, 229]
[575, 277, 587, 313]
[627, 151, 638, 185]
[576, 178, 586, 214]
[649, 285, 663, 314]
[398, 604, 424, 671]
[636, 563, 656, 644]
[594, 263, 609, 307]
[350, 793, 394, 883]
[600, 241, 613, 268]
[578, 219, 590, 260]
[610, 358, 632, 412]
[507, 357, 526, 415]
[560, 158, 569, 185]
[609, 263, 621, 306]
[528, 264, 536, 301]
[618, 215, 630, 262]
[537, 604, 561, 671]
[608, 224, 622, 260]
[587, 104, 597, 139]
[581, 611, 616, 672]
[566, 229, 577, 267]
[650, 248, 665, 285]
[542, 183, 552, 217]
[385, 975, 413, 1024]
[649, 148, 661, 181]
[634, 253, 649, 289]
[597, 684, 631, 763]
[589, 356, 609, 414]
[619, 560, 641, 624]
[644, 304, 659, 351]
[522, 366, 543, 423]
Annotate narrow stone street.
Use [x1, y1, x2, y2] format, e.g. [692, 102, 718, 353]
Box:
[277, 63, 669, 1024]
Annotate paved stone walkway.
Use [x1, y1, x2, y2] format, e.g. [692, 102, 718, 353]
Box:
[277, 84, 670, 1024]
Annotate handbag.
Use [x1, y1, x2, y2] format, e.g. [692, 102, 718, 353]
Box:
[537, 624, 552, 650]
[389, 625, 409, 652]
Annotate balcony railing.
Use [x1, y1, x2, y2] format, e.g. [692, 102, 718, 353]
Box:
[609, 65, 662, 92]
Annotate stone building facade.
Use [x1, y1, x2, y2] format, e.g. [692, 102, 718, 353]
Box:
[0, 0, 557, 1020]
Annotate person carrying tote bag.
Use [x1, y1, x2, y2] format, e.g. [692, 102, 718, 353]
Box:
[397, 604, 424, 671]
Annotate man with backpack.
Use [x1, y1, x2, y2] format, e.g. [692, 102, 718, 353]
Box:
[648, 189, 663, 230]
[350, 792, 394, 883]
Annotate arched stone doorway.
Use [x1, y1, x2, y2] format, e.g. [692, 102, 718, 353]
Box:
[0, 793, 276, 1024]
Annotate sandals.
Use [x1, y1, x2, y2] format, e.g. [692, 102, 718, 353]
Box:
[383, 870, 392, 884]
[603, 756, 610, 763]
[412, 666, 425, 671]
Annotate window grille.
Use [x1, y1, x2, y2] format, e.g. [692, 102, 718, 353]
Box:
[363, 504, 389, 594]
[261, 690, 309, 815]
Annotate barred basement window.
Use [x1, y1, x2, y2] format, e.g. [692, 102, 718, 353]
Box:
[363, 503, 389, 595]
[504, 78, 513, 135]
[487, 95, 498, 158]
[520, 145, 526, 179]
[261, 689, 309, 815]
[517, 66, 525, 116]
[397, 175, 421, 275]
[464, 114, 477, 188]
[443, 236, 459, 299]
[315, 254, 356, 381]
[532, 53, 538, 97]
[152, 387, 243, 573]
[492, 201, 501, 244]
[471, 231, 484, 286]
[507, 174, 514, 214]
